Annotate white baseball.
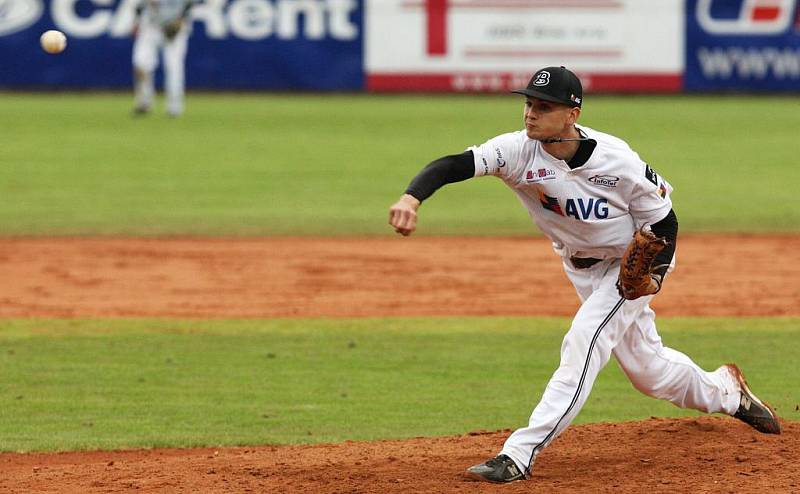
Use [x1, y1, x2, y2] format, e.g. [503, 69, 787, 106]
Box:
[40, 30, 67, 54]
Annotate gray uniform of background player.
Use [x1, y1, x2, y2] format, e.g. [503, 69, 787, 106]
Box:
[132, 0, 195, 116]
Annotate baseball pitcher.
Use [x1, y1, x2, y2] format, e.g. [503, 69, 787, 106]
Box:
[132, 0, 196, 117]
[388, 66, 781, 484]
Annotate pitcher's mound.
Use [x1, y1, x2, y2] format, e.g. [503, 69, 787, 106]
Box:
[2, 416, 796, 493]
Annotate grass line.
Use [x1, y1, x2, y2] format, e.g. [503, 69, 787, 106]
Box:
[0, 317, 797, 452]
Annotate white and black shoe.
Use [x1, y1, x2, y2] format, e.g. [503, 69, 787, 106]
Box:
[465, 454, 526, 483]
[726, 364, 781, 434]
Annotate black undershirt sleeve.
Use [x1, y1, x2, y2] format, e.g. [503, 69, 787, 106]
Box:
[649, 209, 678, 280]
[405, 151, 475, 202]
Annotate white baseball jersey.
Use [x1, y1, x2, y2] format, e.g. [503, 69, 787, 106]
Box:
[139, 0, 192, 26]
[468, 126, 673, 261]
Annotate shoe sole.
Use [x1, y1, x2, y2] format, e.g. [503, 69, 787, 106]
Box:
[463, 470, 521, 483]
[463, 470, 498, 483]
[726, 363, 781, 434]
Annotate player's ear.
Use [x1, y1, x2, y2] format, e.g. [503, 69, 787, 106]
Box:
[567, 107, 581, 125]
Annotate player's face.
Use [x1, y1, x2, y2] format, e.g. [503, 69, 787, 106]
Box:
[523, 97, 579, 140]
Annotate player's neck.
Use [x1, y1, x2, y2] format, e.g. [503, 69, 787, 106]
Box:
[542, 127, 581, 162]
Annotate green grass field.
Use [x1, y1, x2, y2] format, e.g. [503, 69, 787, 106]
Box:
[0, 92, 796, 454]
[1, 93, 798, 235]
[0, 318, 797, 452]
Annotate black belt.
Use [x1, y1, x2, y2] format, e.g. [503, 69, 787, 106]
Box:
[570, 256, 603, 269]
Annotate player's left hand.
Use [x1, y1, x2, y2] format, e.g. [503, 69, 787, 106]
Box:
[389, 194, 421, 236]
[617, 228, 668, 300]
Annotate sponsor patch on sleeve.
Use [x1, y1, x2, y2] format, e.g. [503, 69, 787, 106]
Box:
[494, 147, 506, 168]
[644, 164, 659, 186]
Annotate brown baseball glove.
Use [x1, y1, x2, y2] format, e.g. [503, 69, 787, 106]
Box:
[617, 228, 668, 300]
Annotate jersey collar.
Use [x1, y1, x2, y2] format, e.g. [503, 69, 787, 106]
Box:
[536, 127, 597, 170]
[566, 127, 597, 170]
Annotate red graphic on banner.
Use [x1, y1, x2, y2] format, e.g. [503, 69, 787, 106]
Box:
[752, 6, 781, 21]
[426, 0, 447, 55]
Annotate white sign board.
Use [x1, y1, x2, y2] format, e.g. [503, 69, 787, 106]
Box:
[365, 0, 684, 92]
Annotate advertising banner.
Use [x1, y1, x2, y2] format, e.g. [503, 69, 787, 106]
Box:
[0, 0, 364, 90]
[365, 0, 684, 93]
[685, 0, 800, 91]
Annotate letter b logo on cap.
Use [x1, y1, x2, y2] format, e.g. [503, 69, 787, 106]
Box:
[533, 71, 550, 86]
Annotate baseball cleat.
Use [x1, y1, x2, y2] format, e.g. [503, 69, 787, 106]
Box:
[464, 454, 526, 483]
[726, 364, 781, 434]
[131, 105, 150, 116]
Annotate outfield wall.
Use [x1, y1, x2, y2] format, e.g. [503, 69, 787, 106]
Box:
[1, 0, 798, 92]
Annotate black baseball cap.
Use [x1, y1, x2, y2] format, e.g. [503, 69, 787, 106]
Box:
[512, 66, 583, 108]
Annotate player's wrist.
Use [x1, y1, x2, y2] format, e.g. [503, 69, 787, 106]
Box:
[650, 273, 663, 293]
[400, 194, 421, 210]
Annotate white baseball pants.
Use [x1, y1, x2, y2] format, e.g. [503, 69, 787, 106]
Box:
[500, 258, 740, 475]
[132, 22, 189, 115]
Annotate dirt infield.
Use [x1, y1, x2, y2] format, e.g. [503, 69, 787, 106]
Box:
[0, 235, 797, 493]
[1, 418, 796, 493]
[0, 235, 798, 318]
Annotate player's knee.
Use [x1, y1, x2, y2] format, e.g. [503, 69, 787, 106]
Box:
[133, 68, 148, 82]
[550, 367, 581, 390]
[133, 52, 157, 72]
[558, 340, 595, 372]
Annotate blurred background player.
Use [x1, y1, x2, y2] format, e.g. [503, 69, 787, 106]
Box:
[131, 0, 196, 117]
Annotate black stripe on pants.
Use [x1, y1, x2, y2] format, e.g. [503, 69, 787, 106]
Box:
[525, 297, 625, 475]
